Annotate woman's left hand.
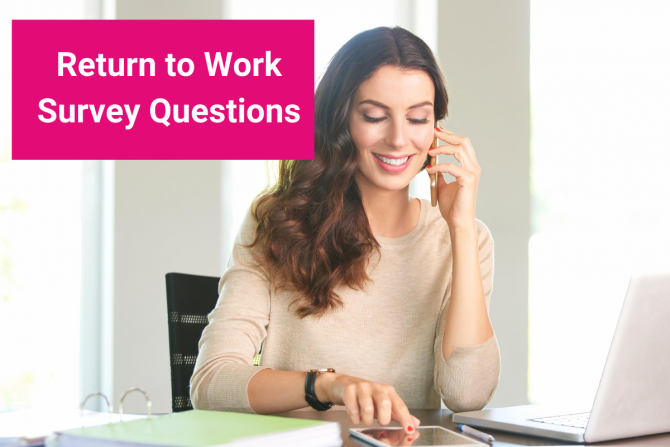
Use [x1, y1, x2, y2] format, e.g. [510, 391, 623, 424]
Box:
[426, 126, 481, 230]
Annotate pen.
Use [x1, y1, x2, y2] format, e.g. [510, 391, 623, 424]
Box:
[458, 424, 495, 442]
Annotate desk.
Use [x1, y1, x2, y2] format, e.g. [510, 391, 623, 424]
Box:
[275, 409, 670, 446]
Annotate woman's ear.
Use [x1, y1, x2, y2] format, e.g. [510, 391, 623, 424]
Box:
[421, 153, 431, 171]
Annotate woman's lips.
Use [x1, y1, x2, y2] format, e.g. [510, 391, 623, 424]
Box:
[373, 153, 415, 173]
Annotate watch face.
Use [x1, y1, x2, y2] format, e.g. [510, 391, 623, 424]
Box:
[310, 368, 336, 373]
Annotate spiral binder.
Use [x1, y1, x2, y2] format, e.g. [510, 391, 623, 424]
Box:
[79, 387, 152, 426]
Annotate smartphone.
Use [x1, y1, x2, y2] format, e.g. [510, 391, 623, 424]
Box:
[349, 426, 486, 447]
[429, 136, 438, 207]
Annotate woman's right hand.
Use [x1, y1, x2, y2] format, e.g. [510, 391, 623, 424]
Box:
[315, 372, 420, 434]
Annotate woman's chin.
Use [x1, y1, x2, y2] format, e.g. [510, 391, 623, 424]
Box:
[356, 168, 414, 192]
[372, 176, 412, 192]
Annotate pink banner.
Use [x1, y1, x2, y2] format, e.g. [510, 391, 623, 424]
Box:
[12, 20, 314, 160]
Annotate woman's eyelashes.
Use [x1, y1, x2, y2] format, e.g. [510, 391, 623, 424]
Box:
[362, 115, 429, 125]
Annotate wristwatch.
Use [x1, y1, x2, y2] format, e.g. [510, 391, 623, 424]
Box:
[304, 368, 336, 411]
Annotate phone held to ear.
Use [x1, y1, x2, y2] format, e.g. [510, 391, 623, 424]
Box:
[429, 136, 438, 207]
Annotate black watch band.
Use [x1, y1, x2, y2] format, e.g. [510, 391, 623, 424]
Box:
[304, 368, 335, 411]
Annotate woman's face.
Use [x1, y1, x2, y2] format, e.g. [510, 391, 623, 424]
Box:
[349, 65, 436, 193]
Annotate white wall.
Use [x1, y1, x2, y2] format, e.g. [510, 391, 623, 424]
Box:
[437, 0, 531, 407]
[111, 161, 222, 414]
[107, 1, 224, 415]
[116, 0, 222, 19]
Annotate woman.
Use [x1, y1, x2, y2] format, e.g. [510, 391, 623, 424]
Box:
[190, 26, 500, 436]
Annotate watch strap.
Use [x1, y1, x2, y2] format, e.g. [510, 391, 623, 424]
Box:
[304, 370, 334, 411]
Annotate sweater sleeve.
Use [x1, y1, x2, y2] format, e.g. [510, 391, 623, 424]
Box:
[433, 219, 501, 413]
[190, 208, 274, 413]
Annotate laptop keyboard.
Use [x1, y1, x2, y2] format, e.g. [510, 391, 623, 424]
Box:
[530, 412, 590, 429]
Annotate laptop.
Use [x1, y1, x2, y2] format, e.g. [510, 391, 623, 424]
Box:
[452, 270, 670, 443]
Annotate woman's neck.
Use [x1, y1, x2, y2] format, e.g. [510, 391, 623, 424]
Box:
[358, 181, 421, 239]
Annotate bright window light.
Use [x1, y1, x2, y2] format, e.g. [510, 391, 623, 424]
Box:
[529, 0, 670, 404]
[0, 160, 83, 411]
[1, 0, 84, 411]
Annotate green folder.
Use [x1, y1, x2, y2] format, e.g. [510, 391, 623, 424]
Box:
[51, 410, 342, 447]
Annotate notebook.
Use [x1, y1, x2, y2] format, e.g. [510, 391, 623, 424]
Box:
[46, 409, 342, 447]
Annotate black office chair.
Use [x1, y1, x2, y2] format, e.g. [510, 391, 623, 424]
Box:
[165, 272, 221, 413]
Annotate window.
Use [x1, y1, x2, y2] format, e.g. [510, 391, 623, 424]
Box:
[0, 161, 84, 411]
[529, 0, 670, 404]
[1, 0, 85, 411]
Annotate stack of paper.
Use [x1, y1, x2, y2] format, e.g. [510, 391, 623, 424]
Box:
[46, 410, 342, 447]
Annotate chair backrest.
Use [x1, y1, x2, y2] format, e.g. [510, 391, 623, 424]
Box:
[165, 272, 220, 412]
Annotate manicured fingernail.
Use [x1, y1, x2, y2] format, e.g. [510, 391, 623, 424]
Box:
[407, 426, 414, 432]
[436, 126, 444, 132]
[426, 165, 432, 169]
[407, 437, 414, 442]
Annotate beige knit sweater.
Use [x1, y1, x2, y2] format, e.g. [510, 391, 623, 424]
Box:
[190, 197, 501, 414]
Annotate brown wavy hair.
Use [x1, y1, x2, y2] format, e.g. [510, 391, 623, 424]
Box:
[242, 26, 449, 318]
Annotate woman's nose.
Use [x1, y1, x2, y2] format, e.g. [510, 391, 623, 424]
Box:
[386, 120, 407, 150]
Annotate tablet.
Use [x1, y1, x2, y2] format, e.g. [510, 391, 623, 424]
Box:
[349, 426, 487, 447]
